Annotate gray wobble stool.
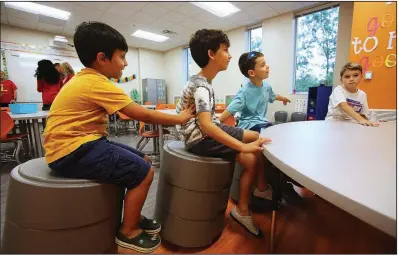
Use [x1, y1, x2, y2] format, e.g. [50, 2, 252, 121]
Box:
[154, 141, 235, 248]
[1, 158, 124, 254]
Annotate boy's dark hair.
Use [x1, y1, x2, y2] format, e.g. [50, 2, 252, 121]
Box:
[34, 59, 61, 85]
[238, 51, 264, 78]
[340, 62, 363, 78]
[189, 29, 230, 68]
[74, 21, 128, 67]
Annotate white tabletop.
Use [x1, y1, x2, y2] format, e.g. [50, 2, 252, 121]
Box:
[9, 111, 49, 120]
[261, 120, 396, 237]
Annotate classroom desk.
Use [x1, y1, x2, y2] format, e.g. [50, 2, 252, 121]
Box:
[260, 120, 396, 242]
[9, 111, 49, 158]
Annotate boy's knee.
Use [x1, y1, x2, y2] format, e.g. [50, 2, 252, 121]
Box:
[237, 152, 257, 170]
[144, 167, 154, 184]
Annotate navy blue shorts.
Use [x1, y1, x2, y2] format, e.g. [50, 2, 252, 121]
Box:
[249, 122, 273, 133]
[48, 137, 151, 190]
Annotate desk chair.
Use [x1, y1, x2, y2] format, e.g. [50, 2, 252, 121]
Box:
[0, 111, 29, 164]
[290, 112, 306, 122]
[274, 111, 288, 124]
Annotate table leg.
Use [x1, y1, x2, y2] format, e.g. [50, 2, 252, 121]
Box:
[32, 119, 44, 158]
[269, 167, 286, 253]
[42, 118, 46, 130]
[158, 124, 164, 156]
[19, 120, 31, 157]
[26, 120, 36, 158]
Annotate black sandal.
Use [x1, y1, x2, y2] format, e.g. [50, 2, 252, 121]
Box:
[139, 216, 161, 234]
[115, 231, 161, 253]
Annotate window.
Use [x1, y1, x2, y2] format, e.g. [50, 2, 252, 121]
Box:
[293, 6, 339, 93]
[249, 27, 262, 52]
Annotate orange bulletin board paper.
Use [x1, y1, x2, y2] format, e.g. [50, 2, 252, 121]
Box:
[349, 2, 396, 109]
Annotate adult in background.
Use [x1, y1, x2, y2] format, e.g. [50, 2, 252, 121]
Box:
[0, 70, 18, 107]
[61, 62, 75, 84]
[35, 60, 64, 111]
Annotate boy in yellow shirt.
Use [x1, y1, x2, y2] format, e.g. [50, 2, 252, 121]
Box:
[43, 22, 194, 253]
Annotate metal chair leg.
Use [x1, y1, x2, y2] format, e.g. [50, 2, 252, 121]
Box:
[13, 140, 22, 165]
[136, 137, 145, 150]
[138, 138, 149, 151]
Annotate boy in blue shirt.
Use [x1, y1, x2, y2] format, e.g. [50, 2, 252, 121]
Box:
[219, 51, 302, 203]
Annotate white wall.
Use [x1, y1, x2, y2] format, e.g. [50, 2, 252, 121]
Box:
[162, 27, 247, 104]
[212, 27, 247, 102]
[0, 25, 154, 101]
[163, 46, 184, 103]
[262, 12, 302, 121]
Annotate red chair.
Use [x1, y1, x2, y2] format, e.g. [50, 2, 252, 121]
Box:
[1, 111, 29, 164]
[155, 103, 168, 110]
[223, 115, 236, 126]
[144, 102, 152, 105]
[167, 104, 176, 109]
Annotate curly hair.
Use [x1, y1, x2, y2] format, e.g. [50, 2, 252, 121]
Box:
[61, 62, 75, 75]
[189, 29, 230, 68]
[34, 59, 61, 84]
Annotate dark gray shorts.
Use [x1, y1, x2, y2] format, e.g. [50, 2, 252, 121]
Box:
[188, 123, 244, 160]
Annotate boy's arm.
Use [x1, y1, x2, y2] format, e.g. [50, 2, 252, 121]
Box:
[119, 102, 195, 125]
[220, 88, 245, 123]
[198, 112, 270, 152]
[338, 102, 378, 126]
[275, 94, 290, 105]
[219, 109, 232, 123]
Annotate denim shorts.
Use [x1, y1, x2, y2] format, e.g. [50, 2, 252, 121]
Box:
[48, 137, 151, 190]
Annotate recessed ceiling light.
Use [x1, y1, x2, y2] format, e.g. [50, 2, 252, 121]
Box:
[131, 30, 169, 42]
[191, 2, 240, 18]
[5, 2, 71, 20]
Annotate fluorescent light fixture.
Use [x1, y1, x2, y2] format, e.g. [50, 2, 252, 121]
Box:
[54, 35, 68, 43]
[131, 30, 169, 42]
[5, 2, 71, 20]
[191, 2, 240, 18]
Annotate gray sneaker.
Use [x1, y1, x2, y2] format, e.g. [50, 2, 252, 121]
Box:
[230, 206, 263, 237]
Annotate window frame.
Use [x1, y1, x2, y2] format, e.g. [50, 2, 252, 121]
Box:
[291, 3, 340, 94]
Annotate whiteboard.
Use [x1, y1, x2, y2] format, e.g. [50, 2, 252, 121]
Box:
[2, 50, 84, 103]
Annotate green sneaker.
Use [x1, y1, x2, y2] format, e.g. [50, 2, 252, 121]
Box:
[139, 216, 161, 234]
[115, 231, 161, 253]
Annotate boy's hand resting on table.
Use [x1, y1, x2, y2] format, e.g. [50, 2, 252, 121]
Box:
[358, 119, 379, 127]
[178, 104, 196, 124]
[241, 137, 272, 153]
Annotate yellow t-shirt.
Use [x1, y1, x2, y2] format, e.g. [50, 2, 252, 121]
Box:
[43, 68, 133, 164]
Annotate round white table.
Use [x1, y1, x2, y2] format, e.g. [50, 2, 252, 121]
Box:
[9, 111, 49, 158]
[261, 120, 396, 237]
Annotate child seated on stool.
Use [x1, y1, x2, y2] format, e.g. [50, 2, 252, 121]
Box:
[325, 62, 379, 127]
[218, 51, 302, 204]
[42, 21, 194, 253]
[176, 29, 273, 237]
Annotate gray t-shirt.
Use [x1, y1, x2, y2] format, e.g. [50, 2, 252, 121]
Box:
[176, 75, 219, 149]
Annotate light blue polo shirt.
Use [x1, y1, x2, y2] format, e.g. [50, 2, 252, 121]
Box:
[226, 81, 276, 130]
